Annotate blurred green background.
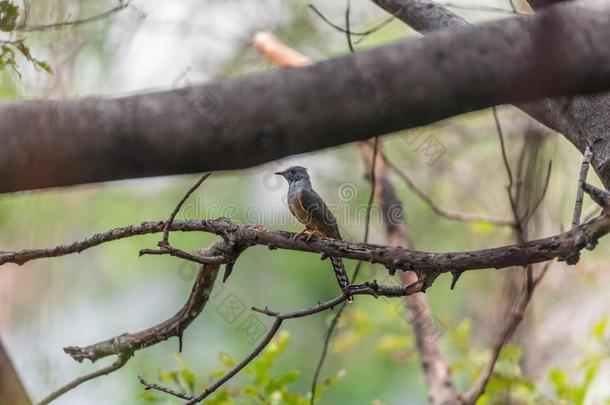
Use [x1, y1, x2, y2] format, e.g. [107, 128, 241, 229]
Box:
[1, 0, 610, 404]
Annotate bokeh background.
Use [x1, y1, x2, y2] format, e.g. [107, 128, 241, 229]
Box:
[1, 0, 610, 404]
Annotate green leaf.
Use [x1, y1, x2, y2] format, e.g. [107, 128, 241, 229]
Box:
[592, 318, 608, 341]
[35, 60, 52, 74]
[266, 370, 301, 394]
[0, 1, 19, 32]
[219, 352, 236, 368]
[181, 367, 196, 392]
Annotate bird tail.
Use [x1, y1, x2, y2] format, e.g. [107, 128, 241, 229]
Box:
[329, 257, 353, 301]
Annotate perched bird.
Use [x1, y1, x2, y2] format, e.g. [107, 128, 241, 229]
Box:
[275, 166, 352, 299]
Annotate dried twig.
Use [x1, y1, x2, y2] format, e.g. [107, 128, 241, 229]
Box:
[19, 1, 131, 32]
[572, 147, 593, 228]
[37, 354, 129, 405]
[160, 173, 211, 247]
[145, 296, 347, 403]
[382, 151, 514, 226]
[462, 262, 550, 404]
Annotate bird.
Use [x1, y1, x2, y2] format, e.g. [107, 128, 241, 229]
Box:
[275, 166, 352, 300]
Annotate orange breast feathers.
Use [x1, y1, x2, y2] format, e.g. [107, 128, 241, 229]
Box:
[288, 189, 328, 236]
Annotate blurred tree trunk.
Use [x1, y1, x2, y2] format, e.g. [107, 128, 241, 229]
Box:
[0, 338, 30, 405]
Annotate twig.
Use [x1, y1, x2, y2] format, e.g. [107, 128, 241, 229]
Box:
[462, 262, 550, 404]
[492, 108, 522, 238]
[161, 173, 211, 247]
[382, 151, 514, 226]
[519, 160, 553, 224]
[139, 245, 225, 265]
[441, 2, 526, 15]
[307, 4, 395, 38]
[138, 375, 191, 400]
[583, 204, 602, 223]
[63, 252, 220, 363]
[572, 147, 593, 228]
[148, 296, 347, 403]
[37, 354, 129, 405]
[464, 121, 552, 402]
[508, 0, 518, 13]
[19, 1, 130, 32]
[344, 0, 355, 53]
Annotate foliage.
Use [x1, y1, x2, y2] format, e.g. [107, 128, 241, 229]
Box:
[0, 1, 51, 76]
[139, 331, 344, 404]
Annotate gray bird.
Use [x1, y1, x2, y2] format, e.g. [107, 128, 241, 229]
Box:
[275, 166, 352, 299]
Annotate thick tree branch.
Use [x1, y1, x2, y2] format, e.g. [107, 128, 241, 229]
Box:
[3, 0, 610, 192]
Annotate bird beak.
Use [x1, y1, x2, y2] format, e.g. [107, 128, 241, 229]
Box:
[274, 170, 285, 177]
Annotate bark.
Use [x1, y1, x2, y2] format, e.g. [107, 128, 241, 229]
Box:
[2, 0, 610, 192]
[372, 0, 610, 189]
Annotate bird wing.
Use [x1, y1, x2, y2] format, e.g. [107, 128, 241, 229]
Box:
[298, 188, 342, 240]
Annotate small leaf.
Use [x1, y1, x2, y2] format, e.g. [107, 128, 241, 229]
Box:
[592, 318, 608, 340]
[219, 351, 236, 368]
[35, 60, 52, 74]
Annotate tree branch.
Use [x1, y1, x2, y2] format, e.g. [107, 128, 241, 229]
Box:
[18, 1, 130, 32]
[3, 0, 610, 192]
[2, 205, 610, 279]
[63, 247, 220, 363]
[36, 354, 129, 405]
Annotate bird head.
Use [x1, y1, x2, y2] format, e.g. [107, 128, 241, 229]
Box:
[274, 166, 309, 184]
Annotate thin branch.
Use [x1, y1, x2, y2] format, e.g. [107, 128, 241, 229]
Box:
[583, 204, 602, 223]
[381, 151, 514, 226]
[508, 0, 518, 13]
[63, 251, 220, 363]
[147, 296, 348, 403]
[519, 160, 553, 224]
[139, 245, 225, 265]
[572, 147, 593, 228]
[36, 354, 129, 405]
[493, 107, 527, 244]
[442, 2, 527, 15]
[19, 1, 130, 32]
[462, 262, 549, 404]
[161, 173, 211, 247]
[464, 121, 552, 402]
[307, 4, 394, 38]
[138, 376, 191, 400]
[344, 0, 355, 53]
